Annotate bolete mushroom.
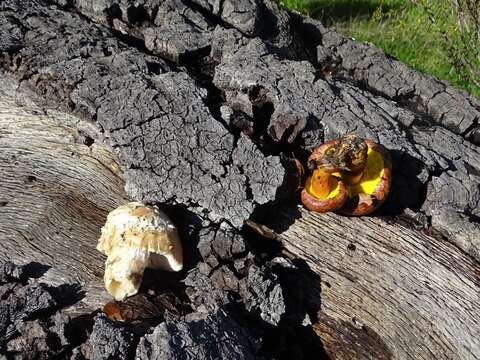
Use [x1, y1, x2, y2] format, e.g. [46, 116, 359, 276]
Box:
[339, 139, 392, 216]
[301, 141, 349, 213]
[301, 135, 392, 216]
[97, 202, 183, 301]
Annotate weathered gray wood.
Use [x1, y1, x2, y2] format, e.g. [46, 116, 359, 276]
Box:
[1, 0, 480, 358]
[2, 82, 479, 358]
[0, 85, 286, 358]
[0, 77, 128, 310]
[2, 0, 480, 260]
[273, 207, 480, 359]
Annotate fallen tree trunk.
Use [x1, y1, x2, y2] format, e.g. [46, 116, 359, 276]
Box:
[0, 0, 479, 359]
[274, 208, 480, 359]
[1, 84, 479, 358]
[0, 78, 127, 309]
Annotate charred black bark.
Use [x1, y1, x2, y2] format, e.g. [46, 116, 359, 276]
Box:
[1, 0, 480, 358]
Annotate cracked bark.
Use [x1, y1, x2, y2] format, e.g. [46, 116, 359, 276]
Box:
[0, 0, 479, 359]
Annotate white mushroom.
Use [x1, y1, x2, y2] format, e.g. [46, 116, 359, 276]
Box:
[97, 202, 183, 301]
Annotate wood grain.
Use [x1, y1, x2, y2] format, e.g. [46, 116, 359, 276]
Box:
[0, 80, 129, 310]
[275, 207, 480, 359]
[1, 80, 479, 358]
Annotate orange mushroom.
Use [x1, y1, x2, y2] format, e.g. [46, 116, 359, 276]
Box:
[338, 140, 392, 216]
[301, 167, 348, 213]
[301, 140, 349, 213]
[301, 135, 392, 216]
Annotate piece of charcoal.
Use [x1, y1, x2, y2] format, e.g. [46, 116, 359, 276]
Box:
[293, 16, 480, 144]
[197, 222, 247, 261]
[136, 307, 260, 359]
[5, 318, 66, 359]
[0, 262, 26, 284]
[184, 267, 236, 313]
[87, 314, 138, 360]
[243, 263, 286, 326]
[142, 0, 213, 63]
[0, 282, 57, 347]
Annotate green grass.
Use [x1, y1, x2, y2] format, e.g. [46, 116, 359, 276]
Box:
[281, 0, 480, 98]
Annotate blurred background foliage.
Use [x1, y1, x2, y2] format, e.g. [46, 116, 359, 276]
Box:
[281, 0, 480, 98]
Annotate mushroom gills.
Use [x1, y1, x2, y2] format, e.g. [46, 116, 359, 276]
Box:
[104, 246, 150, 301]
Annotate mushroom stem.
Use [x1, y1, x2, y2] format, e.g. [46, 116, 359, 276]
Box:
[104, 246, 150, 301]
[343, 170, 364, 186]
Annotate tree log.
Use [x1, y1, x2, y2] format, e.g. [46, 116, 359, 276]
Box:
[273, 207, 480, 359]
[0, 0, 480, 359]
[0, 76, 128, 311]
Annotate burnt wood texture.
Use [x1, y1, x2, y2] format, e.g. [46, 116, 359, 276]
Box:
[0, 0, 479, 359]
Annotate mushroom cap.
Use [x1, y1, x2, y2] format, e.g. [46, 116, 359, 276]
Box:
[304, 136, 392, 216]
[301, 174, 348, 213]
[303, 140, 349, 213]
[338, 140, 392, 216]
[97, 202, 183, 272]
[308, 135, 368, 173]
[307, 140, 338, 171]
